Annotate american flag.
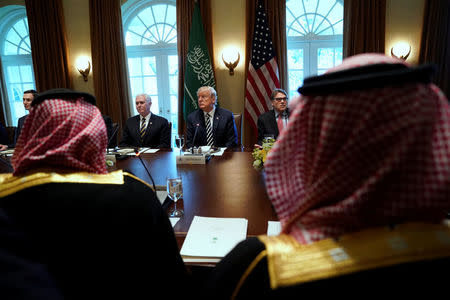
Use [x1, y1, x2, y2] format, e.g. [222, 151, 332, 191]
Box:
[245, 0, 280, 134]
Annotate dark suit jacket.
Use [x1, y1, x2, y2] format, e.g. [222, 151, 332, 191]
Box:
[7, 115, 28, 148]
[186, 107, 237, 148]
[0, 172, 190, 300]
[102, 115, 115, 148]
[0, 123, 8, 145]
[0, 209, 63, 299]
[256, 109, 290, 145]
[120, 114, 170, 148]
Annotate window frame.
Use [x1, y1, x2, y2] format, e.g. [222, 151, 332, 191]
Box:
[286, 0, 343, 98]
[122, 0, 178, 145]
[0, 6, 35, 126]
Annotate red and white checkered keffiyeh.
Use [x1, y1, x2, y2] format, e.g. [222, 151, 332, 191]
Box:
[265, 53, 450, 244]
[12, 97, 108, 175]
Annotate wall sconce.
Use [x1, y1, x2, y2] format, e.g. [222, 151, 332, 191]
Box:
[222, 47, 240, 75]
[391, 42, 411, 61]
[75, 56, 91, 81]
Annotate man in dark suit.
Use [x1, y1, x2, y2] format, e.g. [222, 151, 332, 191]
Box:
[0, 89, 37, 151]
[186, 86, 237, 148]
[256, 88, 290, 145]
[120, 94, 170, 148]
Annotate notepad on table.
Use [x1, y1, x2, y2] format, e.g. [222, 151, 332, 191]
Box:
[180, 216, 248, 263]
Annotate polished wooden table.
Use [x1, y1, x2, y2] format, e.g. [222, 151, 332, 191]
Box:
[1, 150, 279, 251]
[111, 150, 278, 247]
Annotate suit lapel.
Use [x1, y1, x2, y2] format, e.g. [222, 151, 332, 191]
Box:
[270, 110, 279, 136]
[143, 114, 154, 144]
[212, 109, 220, 134]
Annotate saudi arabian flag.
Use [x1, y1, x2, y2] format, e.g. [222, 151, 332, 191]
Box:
[183, 2, 216, 120]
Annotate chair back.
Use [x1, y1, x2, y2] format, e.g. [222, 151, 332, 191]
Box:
[108, 123, 119, 148]
[233, 113, 242, 147]
[6, 126, 16, 145]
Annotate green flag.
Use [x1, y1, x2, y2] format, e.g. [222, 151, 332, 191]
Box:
[183, 2, 216, 120]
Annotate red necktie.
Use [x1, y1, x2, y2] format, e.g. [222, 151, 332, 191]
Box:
[277, 114, 284, 133]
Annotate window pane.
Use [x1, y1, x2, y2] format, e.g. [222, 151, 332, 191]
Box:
[23, 83, 35, 91]
[335, 47, 343, 64]
[142, 57, 156, 75]
[128, 57, 141, 76]
[170, 94, 178, 114]
[14, 19, 28, 36]
[143, 77, 158, 95]
[318, 48, 335, 69]
[125, 31, 142, 46]
[19, 65, 33, 82]
[130, 77, 143, 94]
[169, 75, 177, 94]
[168, 55, 178, 74]
[288, 49, 303, 69]
[152, 4, 168, 24]
[150, 95, 159, 114]
[7, 66, 21, 83]
[6, 29, 20, 45]
[288, 70, 303, 98]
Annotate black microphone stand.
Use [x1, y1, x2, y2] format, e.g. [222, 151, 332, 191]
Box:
[134, 148, 156, 192]
[191, 123, 200, 154]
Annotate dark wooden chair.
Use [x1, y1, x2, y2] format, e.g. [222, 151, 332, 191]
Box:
[233, 113, 242, 147]
[108, 123, 119, 148]
[6, 126, 16, 145]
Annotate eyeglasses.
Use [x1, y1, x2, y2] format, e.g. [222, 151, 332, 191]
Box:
[273, 97, 288, 102]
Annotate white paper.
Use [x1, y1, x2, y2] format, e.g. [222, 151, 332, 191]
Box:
[210, 147, 227, 156]
[267, 221, 282, 236]
[199, 146, 211, 153]
[126, 148, 159, 156]
[169, 217, 180, 227]
[180, 216, 248, 258]
[0, 149, 14, 155]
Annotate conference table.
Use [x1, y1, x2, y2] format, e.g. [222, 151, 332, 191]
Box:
[0, 148, 279, 264]
[109, 149, 279, 250]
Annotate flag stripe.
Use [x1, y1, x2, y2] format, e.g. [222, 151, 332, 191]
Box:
[247, 69, 269, 113]
[255, 66, 275, 108]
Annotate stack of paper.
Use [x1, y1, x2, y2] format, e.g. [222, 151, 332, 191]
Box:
[180, 216, 248, 263]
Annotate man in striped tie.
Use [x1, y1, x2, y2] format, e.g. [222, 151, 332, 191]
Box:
[120, 94, 171, 148]
[186, 86, 237, 149]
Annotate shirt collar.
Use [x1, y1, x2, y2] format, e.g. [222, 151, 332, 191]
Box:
[275, 109, 288, 119]
[204, 108, 215, 119]
[141, 112, 151, 121]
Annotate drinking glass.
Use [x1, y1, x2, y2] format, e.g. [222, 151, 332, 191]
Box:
[166, 177, 184, 217]
[175, 134, 185, 155]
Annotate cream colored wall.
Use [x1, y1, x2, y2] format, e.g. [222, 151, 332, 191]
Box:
[211, 0, 246, 116]
[385, 0, 425, 65]
[62, 0, 94, 94]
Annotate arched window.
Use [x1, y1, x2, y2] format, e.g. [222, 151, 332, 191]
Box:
[286, 0, 343, 98]
[122, 0, 178, 144]
[0, 6, 35, 126]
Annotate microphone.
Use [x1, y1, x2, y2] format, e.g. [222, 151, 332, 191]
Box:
[133, 148, 156, 192]
[106, 124, 119, 153]
[191, 123, 200, 154]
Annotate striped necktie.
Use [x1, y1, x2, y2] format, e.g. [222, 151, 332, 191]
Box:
[140, 117, 147, 141]
[206, 113, 214, 146]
